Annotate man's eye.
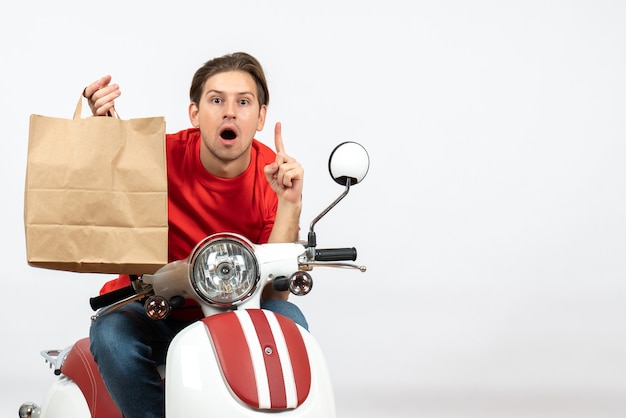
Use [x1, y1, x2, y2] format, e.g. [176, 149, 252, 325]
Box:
[211, 97, 222, 104]
[239, 99, 249, 105]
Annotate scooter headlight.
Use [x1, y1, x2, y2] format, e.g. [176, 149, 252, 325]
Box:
[189, 233, 259, 306]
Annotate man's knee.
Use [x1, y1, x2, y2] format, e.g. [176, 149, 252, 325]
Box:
[261, 299, 309, 331]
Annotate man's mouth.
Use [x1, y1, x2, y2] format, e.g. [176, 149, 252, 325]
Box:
[220, 128, 237, 140]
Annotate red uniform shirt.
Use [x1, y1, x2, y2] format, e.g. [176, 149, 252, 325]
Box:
[100, 128, 278, 319]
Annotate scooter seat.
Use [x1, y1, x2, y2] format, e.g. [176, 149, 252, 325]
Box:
[61, 337, 122, 418]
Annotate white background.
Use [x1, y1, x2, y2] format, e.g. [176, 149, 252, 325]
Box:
[2, 1, 626, 417]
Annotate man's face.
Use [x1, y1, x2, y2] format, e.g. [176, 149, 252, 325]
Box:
[189, 70, 267, 176]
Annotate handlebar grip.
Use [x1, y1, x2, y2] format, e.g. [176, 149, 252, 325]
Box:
[89, 285, 136, 311]
[315, 247, 357, 262]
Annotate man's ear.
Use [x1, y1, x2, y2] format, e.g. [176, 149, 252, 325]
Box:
[189, 102, 199, 127]
[257, 104, 267, 131]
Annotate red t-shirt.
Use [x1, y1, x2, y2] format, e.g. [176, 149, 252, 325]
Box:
[99, 128, 278, 320]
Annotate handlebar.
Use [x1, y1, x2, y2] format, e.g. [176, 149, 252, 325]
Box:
[314, 247, 357, 262]
[89, 285, 136, 311]
[90, 247, 360, 312]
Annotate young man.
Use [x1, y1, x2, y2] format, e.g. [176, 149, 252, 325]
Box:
[85, 52, 307, 418]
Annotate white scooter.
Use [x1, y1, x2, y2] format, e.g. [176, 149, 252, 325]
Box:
[19, 141, 370, 418]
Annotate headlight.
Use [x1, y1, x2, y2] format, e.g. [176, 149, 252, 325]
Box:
[189, 233, 259, 306]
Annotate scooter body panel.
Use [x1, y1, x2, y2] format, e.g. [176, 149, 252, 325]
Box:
[165, 313, 336, 417]
[39, 376, 91, 418]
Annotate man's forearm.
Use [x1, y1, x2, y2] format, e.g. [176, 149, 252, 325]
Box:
[268, 200, 302, 243]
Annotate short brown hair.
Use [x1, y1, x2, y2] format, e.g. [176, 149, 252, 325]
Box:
[189, 52, 270, 108]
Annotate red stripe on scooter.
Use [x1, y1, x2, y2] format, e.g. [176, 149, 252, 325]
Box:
[203, 313, 258, 407]
[247, 310, 287, 408]
[203, 310, 312, 409]
[274, 314, 312, 404]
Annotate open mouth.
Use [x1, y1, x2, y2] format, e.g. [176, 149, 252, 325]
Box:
[220, 129, 237, 140]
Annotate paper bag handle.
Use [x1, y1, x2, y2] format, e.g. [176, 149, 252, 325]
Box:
[74, 94, 119, 119]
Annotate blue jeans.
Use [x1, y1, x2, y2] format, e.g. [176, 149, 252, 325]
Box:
[89, 300, 308, 418]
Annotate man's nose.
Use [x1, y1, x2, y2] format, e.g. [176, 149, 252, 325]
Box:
[224, 102, 236, 118]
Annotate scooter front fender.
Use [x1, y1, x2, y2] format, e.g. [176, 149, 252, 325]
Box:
[165, 309, 336, 417]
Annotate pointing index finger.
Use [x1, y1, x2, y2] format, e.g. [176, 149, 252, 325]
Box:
[274, 122, 285, 155]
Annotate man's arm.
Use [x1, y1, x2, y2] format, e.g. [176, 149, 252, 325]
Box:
[263, 122, 304, 300]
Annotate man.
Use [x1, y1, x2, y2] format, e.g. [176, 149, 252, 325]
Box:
[86, 52, 307, 418]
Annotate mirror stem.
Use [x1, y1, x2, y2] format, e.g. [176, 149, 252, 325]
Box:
[306, 178, 353, 257]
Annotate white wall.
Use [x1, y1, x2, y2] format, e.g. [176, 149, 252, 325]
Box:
[2, 1, 626, 417]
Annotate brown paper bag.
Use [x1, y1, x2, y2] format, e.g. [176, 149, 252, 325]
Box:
[24, 95, 168, 274]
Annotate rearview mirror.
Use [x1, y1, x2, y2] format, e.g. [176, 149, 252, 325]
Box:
[328, 141, 370, 186]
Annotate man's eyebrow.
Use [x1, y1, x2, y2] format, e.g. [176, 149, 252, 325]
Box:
[205, 89, 256, 96]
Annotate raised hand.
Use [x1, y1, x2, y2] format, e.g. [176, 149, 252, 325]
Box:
[83, 75, 121, 116]
[264, 122, 304, 205]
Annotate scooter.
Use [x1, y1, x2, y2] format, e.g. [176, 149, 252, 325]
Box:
[19, 141, 370, 418]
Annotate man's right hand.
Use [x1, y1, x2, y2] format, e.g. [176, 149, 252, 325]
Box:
[83, 75, 121, 116]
